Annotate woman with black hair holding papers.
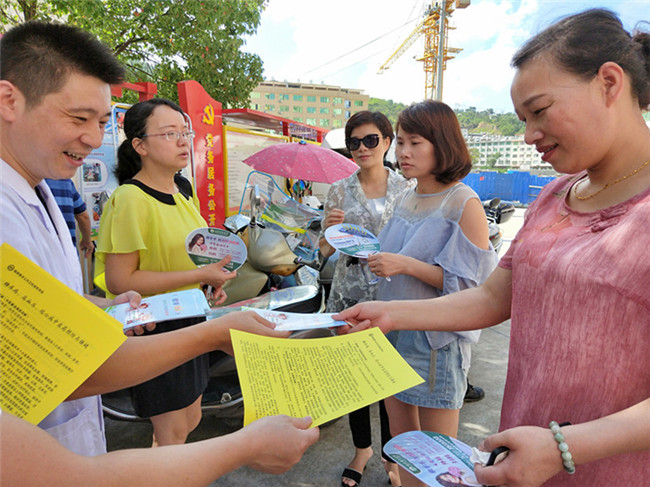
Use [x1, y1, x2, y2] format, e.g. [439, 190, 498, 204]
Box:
[95, 98, 235, 447]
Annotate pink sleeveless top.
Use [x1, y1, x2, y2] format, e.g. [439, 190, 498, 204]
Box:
[499, 173, 650, 486]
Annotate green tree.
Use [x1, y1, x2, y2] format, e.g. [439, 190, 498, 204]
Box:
[495, 112, 525, 136]
[1, 0, 267, 107]
[486, 151, 502, 168]
[368, 97, 408, 126]
[469, 147, 481, 166]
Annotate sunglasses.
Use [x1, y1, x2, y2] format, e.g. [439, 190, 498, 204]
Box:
[345, 134, 381, 151]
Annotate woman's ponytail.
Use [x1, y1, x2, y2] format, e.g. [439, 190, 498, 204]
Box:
[115, 139, 142, 184]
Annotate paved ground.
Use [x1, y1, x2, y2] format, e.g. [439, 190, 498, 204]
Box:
[105, 209, 525, 486]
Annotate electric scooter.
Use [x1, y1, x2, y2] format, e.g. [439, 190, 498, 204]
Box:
[101, 172, 333, 423]
[484, 197, 504, 254]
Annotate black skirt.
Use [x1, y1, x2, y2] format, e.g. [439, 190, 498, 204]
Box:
[131, 316, 209, 418]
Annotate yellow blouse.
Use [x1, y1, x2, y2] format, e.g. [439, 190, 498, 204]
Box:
[94, 177, 207, 297]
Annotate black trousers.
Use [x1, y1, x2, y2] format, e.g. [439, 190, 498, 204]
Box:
[348, 400, 395, 462]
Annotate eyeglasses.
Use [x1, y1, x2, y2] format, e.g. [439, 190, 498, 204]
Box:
[345, 134, 381, 151]
[141, 130, 195, 142]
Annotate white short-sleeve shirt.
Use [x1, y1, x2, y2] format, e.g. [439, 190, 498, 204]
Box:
[0, 159, 106, 456]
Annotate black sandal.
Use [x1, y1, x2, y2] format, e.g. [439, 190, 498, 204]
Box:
[341, 467, 363, 487]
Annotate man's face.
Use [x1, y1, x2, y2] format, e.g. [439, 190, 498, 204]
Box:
[1, 72, 112, 187]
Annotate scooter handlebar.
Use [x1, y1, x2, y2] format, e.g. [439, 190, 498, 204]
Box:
[294, 256, 321, 271]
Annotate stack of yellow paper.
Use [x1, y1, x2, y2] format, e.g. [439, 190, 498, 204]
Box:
[232, 327, 424, 427]
[0, 243, 126, 424]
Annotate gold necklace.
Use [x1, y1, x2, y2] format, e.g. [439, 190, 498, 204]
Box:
[574, 158, 650, 201]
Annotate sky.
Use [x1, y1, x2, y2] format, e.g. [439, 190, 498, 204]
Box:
[243, 0, 648, 113]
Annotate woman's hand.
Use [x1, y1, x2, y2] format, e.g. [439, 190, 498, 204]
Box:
[319, 208, 345, 258]
[368, 252, 444, 289]
[125, 325, 155, 337]
[333, 301, 396, 335]
[103, 291, 156, 336]
[86, 290, 154, 336]
[323, 208, 345, 229]
[199, 255, 238, 289]
[207, 286, 228, 306]
[474, 426, 563, 487]
[107, 290, 141, 308]
[367, 252, 406, 278]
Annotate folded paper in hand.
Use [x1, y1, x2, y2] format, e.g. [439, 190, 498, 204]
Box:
[242, 307, 347, 331]
[105, 289, 210, 330]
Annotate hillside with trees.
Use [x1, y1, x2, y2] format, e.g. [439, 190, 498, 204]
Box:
[368, 98, 524, 136]
[367, 98, 409, 127]
[455, 107, 524, 136]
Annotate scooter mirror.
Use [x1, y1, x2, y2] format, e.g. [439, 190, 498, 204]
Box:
[224, 214, 251, 234]
[247, 185, 263, 226]
[488, 197, 501, 209]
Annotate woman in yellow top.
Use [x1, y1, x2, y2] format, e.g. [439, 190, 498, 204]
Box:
[95, 98, 235, 446]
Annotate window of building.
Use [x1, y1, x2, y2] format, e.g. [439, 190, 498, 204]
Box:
[320, 119, 330, 127]
[333, 119, 343, 128]
[264, 104, 275, 112]
[279, 105, 289, 112]
[307, 95, 316, 102]
[279, 94, 289, 101]
[307, 106, 316, 114]
[333, 97, 342, 104]
[293, 95, 303, 101]
[251, 92, 261, 99]
[306, 118, 317, 125]
[333, 108, 342, 115]
[294, 117, 303, 122]
[354, 100, 364, 107]
[293, 106, 303, 113]
[345, 110, 351, 118]
[320, 96, 329, 103]
[320, 107, 329, 114]
[264, 93, 275, 100]
[344, 100, 351, 108]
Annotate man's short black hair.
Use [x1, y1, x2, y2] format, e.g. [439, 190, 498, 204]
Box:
[1, 21, 124, 106]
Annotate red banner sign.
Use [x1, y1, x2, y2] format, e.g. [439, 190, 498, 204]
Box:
[178, 80, 225, 228]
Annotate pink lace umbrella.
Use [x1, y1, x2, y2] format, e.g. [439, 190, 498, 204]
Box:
[243, 140, 358, 183]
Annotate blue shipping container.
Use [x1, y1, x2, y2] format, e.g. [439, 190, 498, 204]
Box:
[462, 171, 556, 205]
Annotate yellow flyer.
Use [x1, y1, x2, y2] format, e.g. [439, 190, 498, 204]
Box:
[232, 328, 424, 427]
[0, 243, 126, 425]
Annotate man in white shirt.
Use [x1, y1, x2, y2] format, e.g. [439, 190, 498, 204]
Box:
[0, 21, 318, 481]
[0, 20, 127, 456]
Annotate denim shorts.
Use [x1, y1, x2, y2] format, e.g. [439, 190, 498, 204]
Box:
[387, 330, 467, 409]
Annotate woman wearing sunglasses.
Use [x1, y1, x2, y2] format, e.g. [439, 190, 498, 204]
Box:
[94, 98, 236, 447]
[365, 100, 498, 487]
[319, 111, 409, 487]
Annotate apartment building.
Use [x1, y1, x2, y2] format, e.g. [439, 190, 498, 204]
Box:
[465, 133, 553, 172]
[249, 80, 369, 130]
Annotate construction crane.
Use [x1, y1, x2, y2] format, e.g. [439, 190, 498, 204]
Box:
[378, 0, 470, 101]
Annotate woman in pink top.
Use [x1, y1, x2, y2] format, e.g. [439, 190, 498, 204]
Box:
[336, 9, 650, 487]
